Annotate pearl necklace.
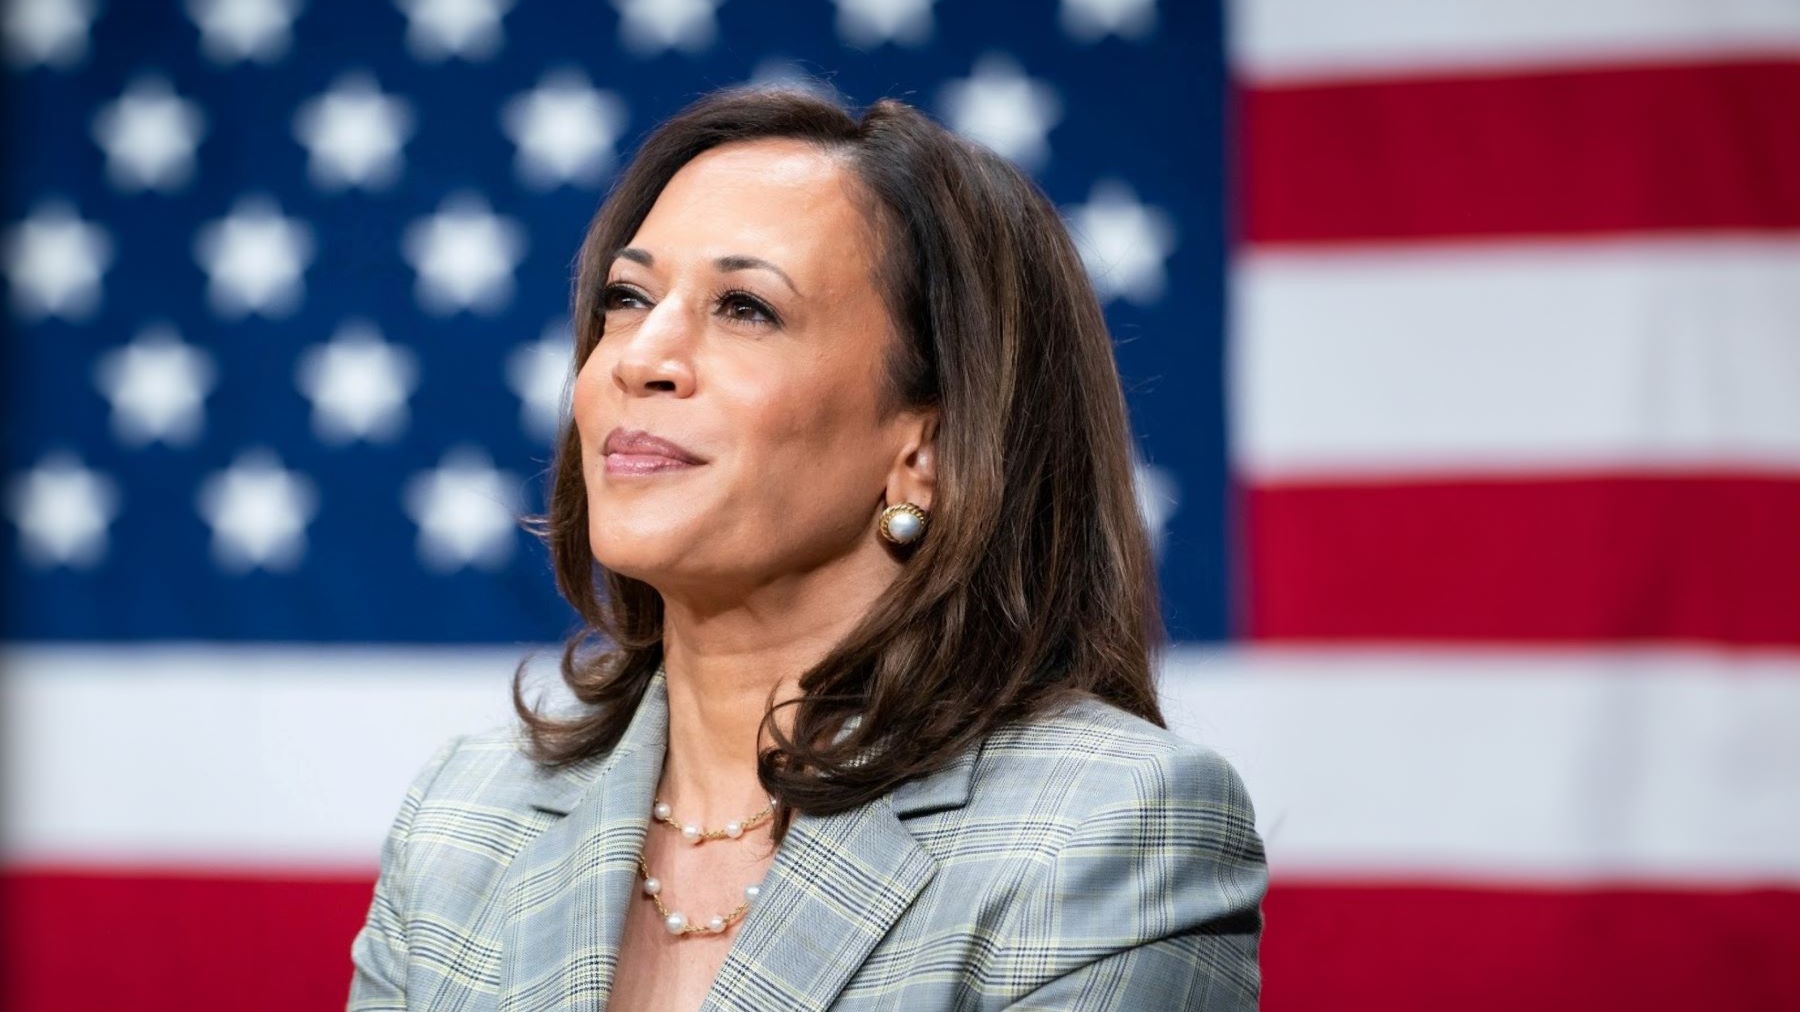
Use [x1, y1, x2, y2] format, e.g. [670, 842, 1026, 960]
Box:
[638, 795, 775, 936]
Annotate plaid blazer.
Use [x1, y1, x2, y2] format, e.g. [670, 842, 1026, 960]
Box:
[348, 670, 1267, 1010]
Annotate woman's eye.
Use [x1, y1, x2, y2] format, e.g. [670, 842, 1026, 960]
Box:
[719, 292, 777, 326]
[602, 284, 647, 311]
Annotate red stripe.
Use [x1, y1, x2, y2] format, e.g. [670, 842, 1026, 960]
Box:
[1264, 881, 1800, 1011]
[1, 866, 373, 1012]
[1241, 474, 1800, 646]
[8, 868, 1795, 1010]
[1239, 58, 1800, 244]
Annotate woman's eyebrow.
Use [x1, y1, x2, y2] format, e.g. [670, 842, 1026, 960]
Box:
[716, 254, 800, 296]
[612, 248, 800, 297]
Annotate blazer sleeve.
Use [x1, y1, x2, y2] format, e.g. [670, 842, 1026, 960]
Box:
[346, 735, 464, 1012]
[999, 743, 1269, 1011]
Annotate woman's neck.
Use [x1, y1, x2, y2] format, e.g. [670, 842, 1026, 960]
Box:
[654, 558, 893, 827]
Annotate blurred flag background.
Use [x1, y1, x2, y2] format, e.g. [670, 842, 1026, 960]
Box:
[4, 0, 1798, 1009]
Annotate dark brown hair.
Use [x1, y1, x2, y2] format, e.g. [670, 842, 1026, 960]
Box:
[513, 85, 1165, 843]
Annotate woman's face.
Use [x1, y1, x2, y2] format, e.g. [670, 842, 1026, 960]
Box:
[572, 138, 931, 601]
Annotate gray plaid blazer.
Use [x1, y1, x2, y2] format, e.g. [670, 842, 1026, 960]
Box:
[348, 669, 1267, 1010]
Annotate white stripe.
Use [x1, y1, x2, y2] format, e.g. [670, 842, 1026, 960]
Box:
[1232, 0, 1800, 83]
[1231, 237, 1800, 481]
[1163, 646, 1800, 885]
[5, 645, 1799, 884]
[0, 645, 547, 869]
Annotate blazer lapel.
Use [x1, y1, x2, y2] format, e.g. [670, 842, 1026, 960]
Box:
[699, 794, 938, 1012]
[497, 671, 669, 1012]
[698, 740, 981, 1011]
[494, 670, 981, 1012]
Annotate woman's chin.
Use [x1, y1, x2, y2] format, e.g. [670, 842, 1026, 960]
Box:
[591, 541, 675, 578]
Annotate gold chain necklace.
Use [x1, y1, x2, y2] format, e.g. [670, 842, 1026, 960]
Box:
[638, 795, 776, 936]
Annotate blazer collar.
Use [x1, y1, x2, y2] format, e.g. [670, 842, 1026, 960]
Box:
[521, 667, 671, 818]
[500, 668, 976, 1012]
[497, 668, 670, 1011]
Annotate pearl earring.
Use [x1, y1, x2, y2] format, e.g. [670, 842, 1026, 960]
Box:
[877, 501, 929, 546]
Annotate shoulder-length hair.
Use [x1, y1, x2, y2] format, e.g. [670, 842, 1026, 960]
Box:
[514, 85, 1165, 843]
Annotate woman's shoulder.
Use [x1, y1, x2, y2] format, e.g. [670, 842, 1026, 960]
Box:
[959, 693, 1259, 837]
[984, 691, 1244, 773]
[985, 690, 1209, 757]
[373, 723, 608, 915]
[399, 721, 604, 819]
[913, 696, 1267, 991]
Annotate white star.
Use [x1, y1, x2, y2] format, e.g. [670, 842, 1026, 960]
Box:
[403, 446, 522, 571]
[93, 324, 217, 446]
[747, 56, 832, 94]
[396, 0, 512, 61]
[91, 75, 208, 193]
[186, 0, 300, 64]
[295, 319, 418, 444]
[502, 68, 628, 190]
[612, 0, 718, 55]
[833, 0, 934, 48]
[401, 192, 526, 315]
[193, 195, 315, 318]
[3, 201, 113, 321]
[292, 72, 414, 191]
[5, 0, 98, 68]
[1061, 0, 1156, 42]
[6, 451, 119, 568]
[1133, 454, 1178, 561]
[196, 448, 318, 573]
[938, 53, 1062, 171]
[507, 320, 571, 441]
[1064, 179, 1176, 305]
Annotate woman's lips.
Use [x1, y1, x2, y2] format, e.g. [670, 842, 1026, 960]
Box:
[604, 452, 701, 476]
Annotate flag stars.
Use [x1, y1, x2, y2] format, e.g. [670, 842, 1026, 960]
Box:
[507, 321, 572, 441]
[404, 446, 522, 571]
[502, 69, 628, 190]
[833, 0, 935, 48]
[1132, 454, 1179, 562]
[1061, 0, 1157, 42]
[939, 53, 1062, 171]
[612, 0, 720, 55]
[748, 56, 830, 93]
[186, 0, 302, 64]
[402, 192, 526, 315]
[397, 0, 514, 62]
[295, 320, 418, 444]
[4, 201, 113, 322]
[94, 325, 217, 447]
[293, 72, 415, 191]
[193, 195, 315, 318]
[197, 449, 318, 573]
[1065, 179, 1176, 305]
[5, 0, 99, 69]
[7, 452, 120, 569]
[92, 75, 209, 193]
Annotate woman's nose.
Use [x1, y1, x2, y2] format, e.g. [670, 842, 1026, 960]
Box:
[612, 296, 697, 396]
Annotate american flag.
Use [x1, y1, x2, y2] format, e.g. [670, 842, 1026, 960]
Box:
[3, 1, 1797, 1009]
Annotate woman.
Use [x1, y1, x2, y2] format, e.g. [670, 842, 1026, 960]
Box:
[349, 86, 1267, 1011]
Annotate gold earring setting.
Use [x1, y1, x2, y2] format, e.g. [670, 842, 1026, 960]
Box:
[878, 502, 929, 545]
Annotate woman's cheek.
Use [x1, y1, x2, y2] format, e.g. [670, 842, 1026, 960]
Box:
[569, 364, 597, 439]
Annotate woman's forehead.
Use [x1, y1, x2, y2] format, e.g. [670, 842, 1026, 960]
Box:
[628, 140, 878, 278]
[676, 137, 843, 189]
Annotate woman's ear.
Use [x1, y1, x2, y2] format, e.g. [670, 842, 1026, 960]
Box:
[886, 407, 938, 512]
